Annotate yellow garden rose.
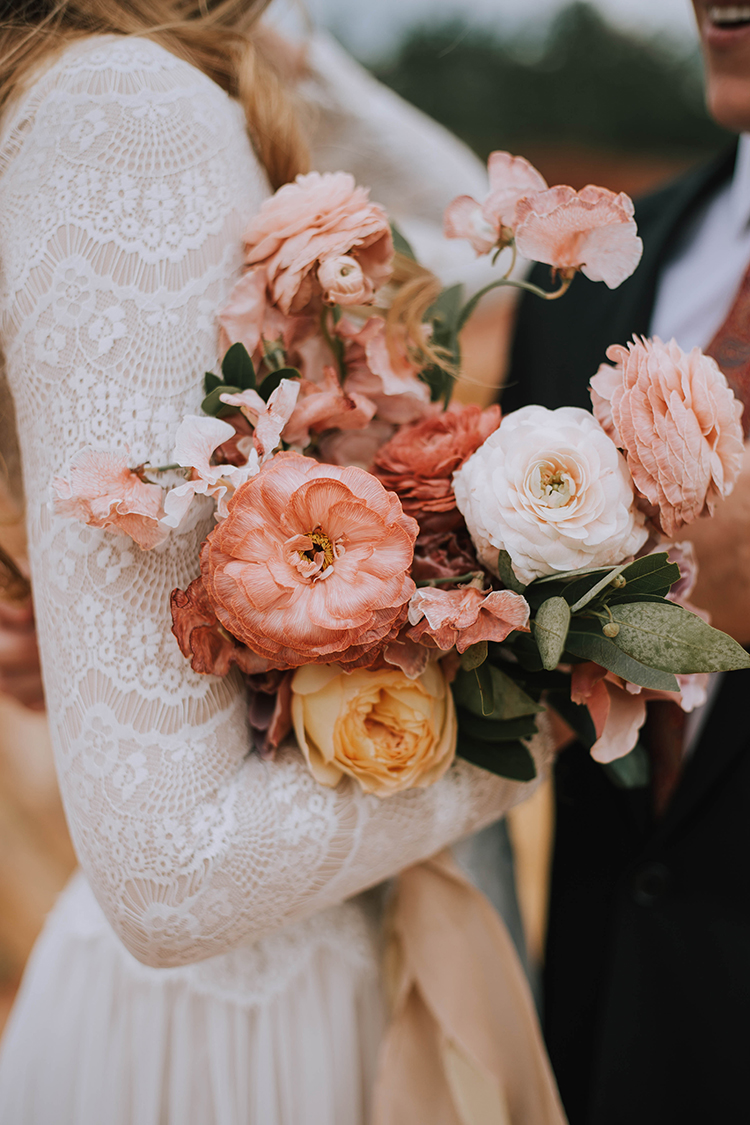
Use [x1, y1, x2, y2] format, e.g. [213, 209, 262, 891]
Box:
[290, 661, 457, 797]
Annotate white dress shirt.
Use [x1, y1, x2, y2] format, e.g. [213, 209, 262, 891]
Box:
[651, 134, 750, 749]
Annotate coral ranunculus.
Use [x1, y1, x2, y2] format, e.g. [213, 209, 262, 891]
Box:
[590, 336, 744, 537]
[514, 185, 643, 289]
[372, 404, 502, 520]
[200, 452, 418, 669]
[52, 449, 167, 550]
[243, 172, 394, 315]
[290, 661, 457, 796]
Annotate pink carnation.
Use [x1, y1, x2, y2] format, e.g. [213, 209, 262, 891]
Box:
[444, 151, 548, 255]
[407, 586, 530, 652]
[243, 172, 394, 315]
[53, 449, 167, 550]
[199, 452, 418, 669]
[590, 336, 744, 537]
[514, 185, 643, 289]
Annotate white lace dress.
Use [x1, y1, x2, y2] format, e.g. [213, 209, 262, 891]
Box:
[0, 36, 535, 1125]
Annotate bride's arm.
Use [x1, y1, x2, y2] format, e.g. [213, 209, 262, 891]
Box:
[0, 37, 536, 968]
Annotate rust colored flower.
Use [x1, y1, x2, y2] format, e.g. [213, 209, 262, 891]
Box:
[200, 452, 418, 669]
[372, 404, 501, 521]
[170, 577, 272, 677]
[514, 184, 642, 289]
[243, 172, 393, 315]
[407, 586, 530, 652]
[53, 449, 167, 550]
[590, 336, 744, 536]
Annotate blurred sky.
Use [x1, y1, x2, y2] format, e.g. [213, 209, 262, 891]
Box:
[289, 0, 699, 60]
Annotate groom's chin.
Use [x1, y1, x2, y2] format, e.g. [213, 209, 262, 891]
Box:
[692, 1, 750, 131]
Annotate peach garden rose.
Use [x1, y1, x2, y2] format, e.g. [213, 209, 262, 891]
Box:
[290, 661, 457, 796]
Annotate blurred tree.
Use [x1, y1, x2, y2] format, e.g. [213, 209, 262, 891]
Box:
[373, 2, 730, 160]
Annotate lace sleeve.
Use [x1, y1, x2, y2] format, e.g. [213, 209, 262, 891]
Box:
[0, 36, 537, 969]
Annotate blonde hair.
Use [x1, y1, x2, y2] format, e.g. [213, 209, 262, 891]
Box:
[0, 0, 310, 189]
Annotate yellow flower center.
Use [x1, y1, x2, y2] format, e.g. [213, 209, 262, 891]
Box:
[301, 528, 335, 570]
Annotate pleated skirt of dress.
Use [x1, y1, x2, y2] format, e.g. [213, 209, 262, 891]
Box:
[0, 872, 386, 1125]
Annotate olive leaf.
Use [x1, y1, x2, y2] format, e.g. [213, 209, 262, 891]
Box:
[458, 737, 537, 782]
[452, 664, 543, 721]
[609, 601, 750, 673]
[564, 618, 679, 691]
[533, 596, 571, 670]
[497, 549, 527, 594]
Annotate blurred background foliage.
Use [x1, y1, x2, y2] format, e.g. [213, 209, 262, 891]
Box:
[369, 2, 731, 193]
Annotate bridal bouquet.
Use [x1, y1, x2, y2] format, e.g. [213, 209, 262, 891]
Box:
[53, 152, 750, 795]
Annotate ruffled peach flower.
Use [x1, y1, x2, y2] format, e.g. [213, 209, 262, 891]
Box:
[282, 367, 377, 448]
[52, 449, 167, 550]
[407, 586, 530, 652]
[514, 185, 643, 288]
[290, 661, 456, 796]
[373, 405, 502, 530]
[162, 416, 260, 528]
[200, 451, 418, 669]
[444, 151, 548, 255]
[339, 316, 432, 425]
[243, 172, 394, 315]
[590, 336, 744, 536]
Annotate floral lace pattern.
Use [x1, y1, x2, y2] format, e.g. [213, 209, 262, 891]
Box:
[0, 37, 537, 979]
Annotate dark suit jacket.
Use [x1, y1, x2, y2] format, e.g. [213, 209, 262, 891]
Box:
[505, 148, 750, 1125]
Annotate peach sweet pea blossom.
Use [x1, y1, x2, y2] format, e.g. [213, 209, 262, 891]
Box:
[219, 377, 300, 461]
[373, 404, 501, 522]
[590, 336, 744, 537]
[290, 661, 456, 796]
[161, 416, 260, 528]
[199, 451, 418, 669]
[243, 171, 394, 315]
[514, 185, 643, 289]
[444, 151, 548, 255]
[52, 449, 168, 550]
[407, 586, 530, 652]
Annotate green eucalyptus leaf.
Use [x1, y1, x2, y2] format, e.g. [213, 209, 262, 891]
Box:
[609, 601, 750, 673]
[533, 596, 571, 670]
[458, 737, 537, 782]
[258, 367, 301, 402]
[601, 742, 651, 789]
[458, 709, 539, 743]
[201, 385, 242, 417]
[564, 618, 679, 691]
[460, 640, 488, 671]
[204, 371, 222, 394]
[390, 222, 417, 261]
[497, 550, 526, 594]
[221, 342, 256, 391]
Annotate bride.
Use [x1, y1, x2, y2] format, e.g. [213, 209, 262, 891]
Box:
[0, 3, 558, 1122]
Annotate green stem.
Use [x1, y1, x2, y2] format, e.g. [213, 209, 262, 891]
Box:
[415, 570, 485, 588]
[457, 274, 573, 333]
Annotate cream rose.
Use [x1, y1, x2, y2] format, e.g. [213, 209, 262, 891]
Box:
[290, 661, 457, 797]
[453, 404, 648, 585]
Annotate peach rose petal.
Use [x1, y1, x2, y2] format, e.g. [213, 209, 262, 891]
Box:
[590, 336, 744, 537]
[407, 586, 530, 652]
[514, 184, 643, 289]
[52, 449, 168, 550]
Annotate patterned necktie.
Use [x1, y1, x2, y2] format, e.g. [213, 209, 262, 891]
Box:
[645, 259, 750, 816]
[706, 258, 750, 435]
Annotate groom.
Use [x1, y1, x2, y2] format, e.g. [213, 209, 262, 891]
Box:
[503, 3, 750, 1123]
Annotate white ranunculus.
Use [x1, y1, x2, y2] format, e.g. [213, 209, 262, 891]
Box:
[452, 404, 647, 585]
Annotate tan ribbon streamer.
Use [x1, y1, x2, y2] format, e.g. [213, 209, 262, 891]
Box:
[372, 850, 568, 1125]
